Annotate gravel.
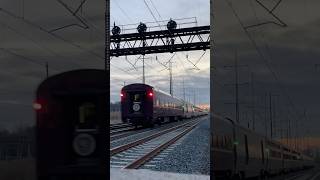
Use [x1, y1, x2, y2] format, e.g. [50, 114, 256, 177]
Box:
[145, 116, 210, 175]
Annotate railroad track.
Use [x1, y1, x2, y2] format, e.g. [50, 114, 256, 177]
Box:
[110, 123, 133, 130]
[110, 123, 136, 135]
[110, 118, 194, 142]
[110, 117, 204, 169]
[110, 127, 153, 142]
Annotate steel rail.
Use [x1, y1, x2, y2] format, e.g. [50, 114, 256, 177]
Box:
[123, 119, 202, 169]
[110, 127, 136, 135]
[110, 118, 200, 156]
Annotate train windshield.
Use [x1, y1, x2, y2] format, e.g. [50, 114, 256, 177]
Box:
[133, 94, 141, 102]
[78, 102, 97, 129]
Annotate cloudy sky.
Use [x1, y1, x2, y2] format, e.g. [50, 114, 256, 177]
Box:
[110, 0, 210, 105]
[213, 0, 320, 150]
[0, 0, 104, 131]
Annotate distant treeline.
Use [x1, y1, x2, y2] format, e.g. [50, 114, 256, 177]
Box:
[0, 126, 35, 160]
[110, 102, 120, 112]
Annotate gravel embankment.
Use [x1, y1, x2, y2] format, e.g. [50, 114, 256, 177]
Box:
[146, 117, 210, 175]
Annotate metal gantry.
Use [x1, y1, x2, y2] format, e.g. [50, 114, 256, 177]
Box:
[110, 21, 210, 57]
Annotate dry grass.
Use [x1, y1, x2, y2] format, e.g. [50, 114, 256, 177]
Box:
[110, 111, 122, 124]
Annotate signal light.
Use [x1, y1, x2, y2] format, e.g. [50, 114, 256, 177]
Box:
[33, 102, 42, 110]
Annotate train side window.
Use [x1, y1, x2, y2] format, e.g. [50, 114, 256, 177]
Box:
[78, 102, 97, 129]
[244, 135, 249, 164]
[134, 94, 141, 102]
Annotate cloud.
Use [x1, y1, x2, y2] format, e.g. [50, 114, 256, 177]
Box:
[0, 0, 104, 131]
[213, 0, 320, 139]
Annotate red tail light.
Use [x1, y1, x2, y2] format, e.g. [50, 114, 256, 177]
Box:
[120, 91, 125, 101]
[33, 99, 44, 111]
[33, 102, 42, 110]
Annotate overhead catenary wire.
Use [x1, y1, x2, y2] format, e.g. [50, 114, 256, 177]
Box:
[224, 0, 305, 139]
[113, 0, 134, 22]
[0, 20, 88, 70]
[0, 48, 60, 73]
[0, 7, 104, 61]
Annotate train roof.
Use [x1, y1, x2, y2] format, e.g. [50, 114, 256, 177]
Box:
[122, 83, 205, 110]
[36, 69, 107, 96]
[122, 83, 178, 98]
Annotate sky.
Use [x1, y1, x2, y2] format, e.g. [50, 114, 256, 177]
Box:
[0, 0, 104, 131]
[110, 0, 210, 105]
[1, 0, 318, 154]
[213, 0, 320, 150]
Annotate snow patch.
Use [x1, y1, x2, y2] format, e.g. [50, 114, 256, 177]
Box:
[110, 168, 210, 180]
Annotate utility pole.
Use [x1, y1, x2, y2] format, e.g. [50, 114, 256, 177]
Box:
[251, 72, 255, 131]
[193, 89, 196, 106]
[269, 92, 273, 139]
[273, 95, 280, 139]
[223, 50, 248, 124]
[138, 55, 152, 84]
[287, 112, 291, 147]
[142, 55, 145, 84]
[169, 58, 173, 96]
[235, 51, 239, 124]
[183, 77, 186, 101]
[46, 62, 49, 78]
[265, 93, 268, 137]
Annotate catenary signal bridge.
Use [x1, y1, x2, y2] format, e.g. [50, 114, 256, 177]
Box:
[110, 19, 210, 57]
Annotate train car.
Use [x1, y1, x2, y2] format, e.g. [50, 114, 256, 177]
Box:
[193, 106, 208, 117]
[121, 83, 184, 127]
[212, 115, 315, 180]
[183, 101, 196, 118]
[34, 69, 108, 179]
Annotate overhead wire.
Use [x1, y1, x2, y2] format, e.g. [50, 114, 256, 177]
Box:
[0, 7, 104, 61]
[113, 0, 134, 22]
[0, 20, 87, 70]
[0, 48, 60, 73]
[224, 0, 304, 133]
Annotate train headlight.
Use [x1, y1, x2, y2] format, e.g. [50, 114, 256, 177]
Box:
[72, 133, 96, 156]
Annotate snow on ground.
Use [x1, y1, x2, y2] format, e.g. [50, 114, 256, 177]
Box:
[110, 168, 210, 180]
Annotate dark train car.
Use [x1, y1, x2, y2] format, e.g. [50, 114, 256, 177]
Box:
[193, 106, 208, 117]
[34, 69, 108, 179]
[121, 83, 184, 127]
[213, 115, 315, 180]
[182, 101, 195, 118]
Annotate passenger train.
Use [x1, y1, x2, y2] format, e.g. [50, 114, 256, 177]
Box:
[212, 114, 315, 179]
[120, 83, 207, 127]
